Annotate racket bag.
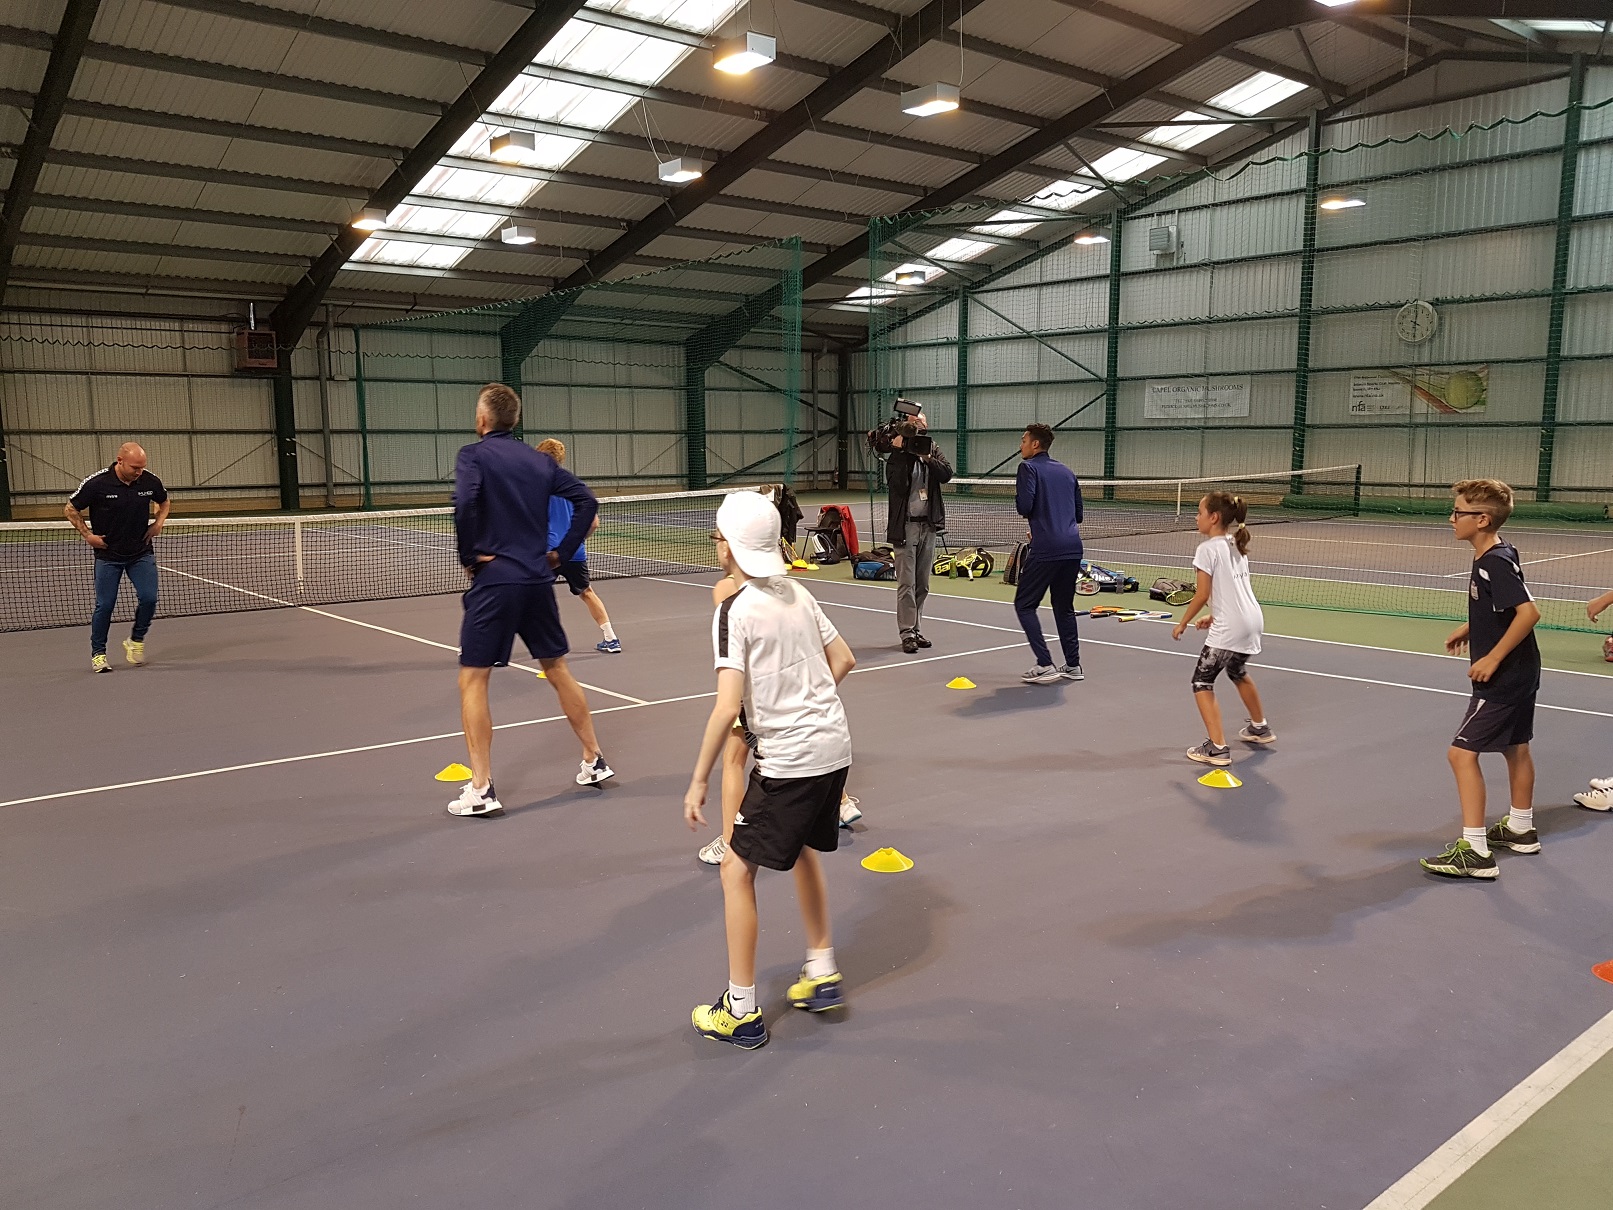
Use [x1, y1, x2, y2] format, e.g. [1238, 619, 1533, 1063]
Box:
[853, 546, 896, 581]
[1002, 540, 1030, 587]
[1149, 577, 1195, 602]
[804, 509, 849, 564]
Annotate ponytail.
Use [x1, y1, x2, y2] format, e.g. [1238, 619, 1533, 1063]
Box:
[1203, 491, 1250, 556]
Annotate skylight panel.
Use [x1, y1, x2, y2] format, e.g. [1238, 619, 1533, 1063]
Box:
[1206, 71, 1308, 116]
[1145, 113, 1231, 152]
[926, 237, 997, 264]
[1089, 147, 1169, 181]
[1519, 20, 1607, 32]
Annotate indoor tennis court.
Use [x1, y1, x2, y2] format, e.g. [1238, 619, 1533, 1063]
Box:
[5, 3, 1613, 1209]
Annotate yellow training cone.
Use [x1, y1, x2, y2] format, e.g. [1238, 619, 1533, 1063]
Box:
[435, 763, 473, 782]
[1197, 769, 1242, 789]
[946, 676, 976, 690]
[861, 847, 915, 873]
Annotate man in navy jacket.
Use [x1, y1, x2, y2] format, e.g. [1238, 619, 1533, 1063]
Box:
[447, 383, 614, 817]
[1013, 423, 1086, 684]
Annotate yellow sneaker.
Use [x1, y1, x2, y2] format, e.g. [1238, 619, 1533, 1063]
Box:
[691, 990, 768, 1049]
[91, 654, 113, 674]
[122, 639, 146, 666]
[787, 967, 845, 1013]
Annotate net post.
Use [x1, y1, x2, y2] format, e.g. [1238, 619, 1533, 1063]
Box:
[955, 285, 970, 477]
[1176, 480, 1183, 517]
[0, 397, 12, 521]
[1102, 213, 1121, 500]
[272, 346, 301, 512]
[1352, 463, 1362, 517]
[294, 519, 305, 591]
[1537, 53, 1584, 506]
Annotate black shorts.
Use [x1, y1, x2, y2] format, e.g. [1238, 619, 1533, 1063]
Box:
[1191, 645, 1251, 691]
[555, 560, 591, 596]
[728, 766, 849, 872]
[1451, 695, 1535, 753]
[459, 580, 568, 667]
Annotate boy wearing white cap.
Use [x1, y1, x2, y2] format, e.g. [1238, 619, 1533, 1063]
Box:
[683, 489, 857, 1049]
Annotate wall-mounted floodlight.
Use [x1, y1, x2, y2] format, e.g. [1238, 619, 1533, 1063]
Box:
[1318, 195, 1366, 210]
[714, 32, 776, 74]
[901, 83, 960, 117]
[500, 224, 538, 245]
[658, 157, 707, 183]
[893, 269, 928, 285]
[490, 131, 537, 163]
[1072, 230, 1110, 244]
[351, 207, 390, 231]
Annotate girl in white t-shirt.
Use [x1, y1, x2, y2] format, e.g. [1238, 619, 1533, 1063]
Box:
[1171, 492, 1274, 767]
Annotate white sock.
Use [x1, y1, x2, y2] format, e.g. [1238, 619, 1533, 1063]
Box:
[1507, 807, 1533, 833]
[1250, 718, 1266, 727]
[601, 622, 616, 641]
[804, 947, 837, 980]
[727, 982, 756, 1017]
[1463, 826, 1490, 857]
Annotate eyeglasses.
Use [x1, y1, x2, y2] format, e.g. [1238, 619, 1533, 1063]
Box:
[709, 530, 725, 542]
[1449, 509, 1488, 519]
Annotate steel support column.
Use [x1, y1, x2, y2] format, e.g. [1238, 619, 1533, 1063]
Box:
[271, 348, 301, 511]
[1291, 111, 1323, 492]
[1537, 54, 1584, 504]
[684, 283, 787, 490]
[837, 350, 852, 490]
[955, 288, 970, 476]
[1102, 217, 1123, 496]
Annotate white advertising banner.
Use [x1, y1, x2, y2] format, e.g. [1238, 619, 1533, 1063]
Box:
[1144, 376, 1251, 419]
[1349, 371, 1412, 416]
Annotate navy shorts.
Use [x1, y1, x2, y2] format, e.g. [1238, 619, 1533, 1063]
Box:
[555, 559, 591, 596]
[729, 766, 849, 872]
[459, 579, 568, 667]
[1451, 695, 1535, 753]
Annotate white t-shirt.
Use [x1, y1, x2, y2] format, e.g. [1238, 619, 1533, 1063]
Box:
[712, 577, 852, 779]
[1192, 534, 1264, 655]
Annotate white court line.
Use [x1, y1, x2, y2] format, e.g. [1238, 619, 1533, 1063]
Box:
[159, 564, 647, 705]
[1363, 1007, 1613, 1210]
[666, 576, 1613, 719]
[1524, 545, 1613, 566]
[0, 640, 1021, 810]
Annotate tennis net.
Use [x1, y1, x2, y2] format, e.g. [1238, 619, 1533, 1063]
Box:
[1, 486, 776, 633]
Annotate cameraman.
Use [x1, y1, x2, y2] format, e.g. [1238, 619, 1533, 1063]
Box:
[884, 412, 952, 654]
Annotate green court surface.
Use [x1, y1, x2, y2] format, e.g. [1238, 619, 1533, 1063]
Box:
[789, 559, 1613, 679]
[1423, 1041, 1613, 1210]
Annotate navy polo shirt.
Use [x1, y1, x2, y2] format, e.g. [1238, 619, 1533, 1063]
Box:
[69, 466, 168, 562]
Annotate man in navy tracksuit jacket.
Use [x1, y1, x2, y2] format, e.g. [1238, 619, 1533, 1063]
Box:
[1013, 423, 1086, 684]
[446, 383, 614, 818]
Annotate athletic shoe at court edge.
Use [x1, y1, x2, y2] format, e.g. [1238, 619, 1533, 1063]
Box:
[1573, 785, 1613, 811]
[576, 754, 615, 786]
[1022, 664, 1062, 684]
[913, 632, 932, 649]
[1420, 838, 1498, 879]
[446, 782, 503, 817]
[1186, 739, 1232, 767]
[1486, 816, 1541, 854]
[1058, 664, 1084, 681]
[838, 795, 863, 828]
[692, 990, 768, 1049]
[698, 836, 727, 866]
[91, 654, 113, 674]
[788, 967, 845, 1013]
[122, 638, 146, 666]
[596, 638, 622, 654]
[901, 635, 919, 655]
[1238, 720, 1275, 744]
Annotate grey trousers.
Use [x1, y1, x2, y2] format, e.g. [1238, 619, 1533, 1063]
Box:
[894, 519, 935, 637]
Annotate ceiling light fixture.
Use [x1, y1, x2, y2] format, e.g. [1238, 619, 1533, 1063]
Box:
[500, 224, 538, 245]
[658, 157, 707, 183]
[1072, 230, 1110, 245]
[1319, 195, 1366, 210]
[893, 269, 927, 285]
[901, 83, 960, 118]
[351, 207, 390, 231]
[713, 32, 776, 74]
[489, 130, 537, 163]
[1312, 0, 1358, 7]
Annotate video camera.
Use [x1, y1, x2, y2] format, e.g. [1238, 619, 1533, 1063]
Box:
[866, 397, 931, 456]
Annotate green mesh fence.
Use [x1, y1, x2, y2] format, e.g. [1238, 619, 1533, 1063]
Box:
[343, 238, 803, 505]
[860, 78, 1613, 632]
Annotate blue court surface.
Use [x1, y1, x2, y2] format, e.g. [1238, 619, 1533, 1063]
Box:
[3, 574, 1611, 1210]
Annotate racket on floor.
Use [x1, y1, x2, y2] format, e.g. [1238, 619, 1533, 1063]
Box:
[1164, 588, 1195, 607]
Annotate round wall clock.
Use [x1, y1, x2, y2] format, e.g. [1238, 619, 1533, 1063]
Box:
[1394, 300, 1439, 344]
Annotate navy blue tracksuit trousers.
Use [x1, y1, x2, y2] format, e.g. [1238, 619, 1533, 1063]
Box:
[1014, 556, 1082, 668]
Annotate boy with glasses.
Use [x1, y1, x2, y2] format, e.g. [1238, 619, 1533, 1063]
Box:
[1421, 480, 1542, 879]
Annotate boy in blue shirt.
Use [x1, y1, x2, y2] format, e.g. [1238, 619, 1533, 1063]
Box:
[1013, 423, 1086, 684]
[536, 439, 621, 654]
[1421, 479, 1542, 879]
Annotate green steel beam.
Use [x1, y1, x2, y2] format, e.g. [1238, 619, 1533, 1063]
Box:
[1292, 111, 1322, 491]
[271, 349, 301, 511]
[1103, 219, 1122, 489]
[1536, 55, 1584, 504]
[956, 288, 970, 476]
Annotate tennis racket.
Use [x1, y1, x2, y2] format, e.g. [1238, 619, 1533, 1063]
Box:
[1164, 588, 1195, 607]
[1076, 578, 1101, 596]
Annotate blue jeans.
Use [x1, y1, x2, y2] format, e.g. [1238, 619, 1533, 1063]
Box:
[1013, 555, 1082, 668]
[91, 553, 159, 655]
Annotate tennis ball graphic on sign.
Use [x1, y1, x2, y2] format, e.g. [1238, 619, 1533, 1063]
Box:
[1387, 366, 1488, 415]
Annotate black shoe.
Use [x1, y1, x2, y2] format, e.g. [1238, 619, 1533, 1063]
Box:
[913, 632, 931, 649]
[1486, 817, 1541, 854]
[901, 636, 919, 654]
[1420, 839, 1498, 879]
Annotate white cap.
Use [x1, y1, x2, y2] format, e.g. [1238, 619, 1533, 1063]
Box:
[715, 490, 789, 579]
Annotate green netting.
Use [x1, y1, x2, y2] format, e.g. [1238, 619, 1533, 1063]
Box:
[340, 238, 803, 505]
[860, 82, 1613, 631]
